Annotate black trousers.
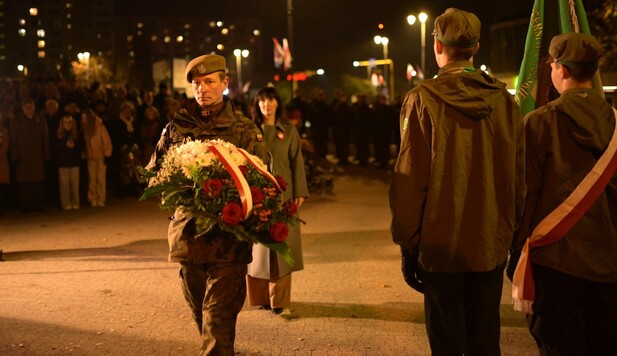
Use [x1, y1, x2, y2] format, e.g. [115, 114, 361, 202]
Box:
[422, 264, 505, 356]
[529, 263, 617, 356]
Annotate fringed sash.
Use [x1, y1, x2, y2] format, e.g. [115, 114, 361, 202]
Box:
[513, 108, 617, 313]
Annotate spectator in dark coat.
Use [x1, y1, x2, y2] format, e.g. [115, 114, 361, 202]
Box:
[9, 99, 51, 212]
[309, 88, 333, 158]
[332, 91, 354, 165]
[0, 112, 9, 211]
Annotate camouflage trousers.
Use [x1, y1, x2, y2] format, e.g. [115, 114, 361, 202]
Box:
[180, 262, 247, 356]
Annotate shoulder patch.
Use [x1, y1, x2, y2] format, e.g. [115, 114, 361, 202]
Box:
[256, 133, 263, 142]
[403, 117, 409, 130]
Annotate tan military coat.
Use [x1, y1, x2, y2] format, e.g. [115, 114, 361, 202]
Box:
[390, 61, 525, 273]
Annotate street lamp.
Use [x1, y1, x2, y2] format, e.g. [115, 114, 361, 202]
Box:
[78, 51, 90, 86]
[374, 35, 389, 60]
[407, 12, 428, 77]
[233, 49, 249, 92]
[373, 35, 390, 98]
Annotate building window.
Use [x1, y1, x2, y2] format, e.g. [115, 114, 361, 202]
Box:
[18, 28, 26, 36]
[38, 51, 45, 58]
[37, 29, 45, 37]
[29, 8, 38, 16]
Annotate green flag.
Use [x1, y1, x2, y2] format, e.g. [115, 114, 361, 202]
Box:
[515, 0, 603, 117]
[514, 0, 545, 117]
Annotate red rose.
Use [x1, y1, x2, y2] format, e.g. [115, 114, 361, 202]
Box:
[283, 200, 297, 217]
[238, 165, 249, 176]
[203, 179, 223, 197]
[275, 175, 288, 191]
[269, 222, 289, 242]
[222, 202, 243, 226]
[250, 186, 264, 204]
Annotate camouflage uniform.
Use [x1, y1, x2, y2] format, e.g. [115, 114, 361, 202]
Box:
[148, 96, 267, 355]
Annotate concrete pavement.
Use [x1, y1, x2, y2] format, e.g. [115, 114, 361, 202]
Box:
[0, 166, 537, 355]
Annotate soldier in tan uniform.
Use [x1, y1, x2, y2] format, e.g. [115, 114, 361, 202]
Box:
[147, 54, 268, 355]
[389, 8, 525, 355]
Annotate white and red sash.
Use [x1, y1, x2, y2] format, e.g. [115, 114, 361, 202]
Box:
[513, 108, 617, 313]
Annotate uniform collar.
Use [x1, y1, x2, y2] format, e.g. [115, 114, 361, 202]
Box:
[437, 61, 476, 76]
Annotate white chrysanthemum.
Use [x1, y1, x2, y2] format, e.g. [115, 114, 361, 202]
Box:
[196, 152, 216, 167]
[230, 151, 247, 166]
[181, 166, 192, 178]
[248, 153, 268, 171]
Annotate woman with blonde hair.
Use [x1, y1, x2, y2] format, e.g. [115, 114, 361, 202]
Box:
[54, 115, 82, 210]
[81, 108, 112, 207]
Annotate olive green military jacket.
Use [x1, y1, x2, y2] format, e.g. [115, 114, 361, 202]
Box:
[147, 97, 268, 264]
[390, 61, 525, 273]
[514, 88, 617, 282]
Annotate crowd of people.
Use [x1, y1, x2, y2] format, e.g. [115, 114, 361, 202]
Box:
[0, 69, 404, 214]
[0, 77, 182, 213]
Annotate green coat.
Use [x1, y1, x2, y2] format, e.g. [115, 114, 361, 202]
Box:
[248, 119, 309, 277]
[148, 97, 268, 264]
[390, 61, 525, 273]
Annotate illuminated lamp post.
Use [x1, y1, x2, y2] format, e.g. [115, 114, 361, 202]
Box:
[407, 12, 428, 77]
[233, 49, 249, 93]
[373, 35, 390, 98]
[78, 51, 91, 86]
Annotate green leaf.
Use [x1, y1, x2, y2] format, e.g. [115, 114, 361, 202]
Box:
[195, 216, 218, 237]
[262, 241, 295, 267]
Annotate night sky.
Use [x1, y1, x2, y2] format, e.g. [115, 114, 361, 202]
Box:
[116, 0, 535, 84]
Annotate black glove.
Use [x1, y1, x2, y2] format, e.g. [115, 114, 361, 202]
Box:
[506, 250, 521, 283]
[401, 247, 423, 293]
[104, 156, 111, 166]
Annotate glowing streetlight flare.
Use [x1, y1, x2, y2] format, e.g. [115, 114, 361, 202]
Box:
[407, 12, 429, 78]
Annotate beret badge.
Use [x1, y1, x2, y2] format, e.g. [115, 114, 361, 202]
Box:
[196, 64, 207, 74]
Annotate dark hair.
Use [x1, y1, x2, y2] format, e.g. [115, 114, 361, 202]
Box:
[442, 43, 479, 61]
[561, 62, 598, 82]
[252, 86, 283, 127]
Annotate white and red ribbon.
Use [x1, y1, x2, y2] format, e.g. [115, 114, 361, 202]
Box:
[208, 144, 253, 220]
[207, 143, 281, 221]
[237, 148, 282, 191]
[513, 108, 617, 313]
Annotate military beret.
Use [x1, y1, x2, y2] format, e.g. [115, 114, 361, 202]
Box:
[185, 54, 227, 83]
[433, 8, 481, 48]
[548, 33, 605, 67]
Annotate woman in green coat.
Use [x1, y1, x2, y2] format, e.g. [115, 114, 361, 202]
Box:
[247, 86, 309, 314]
